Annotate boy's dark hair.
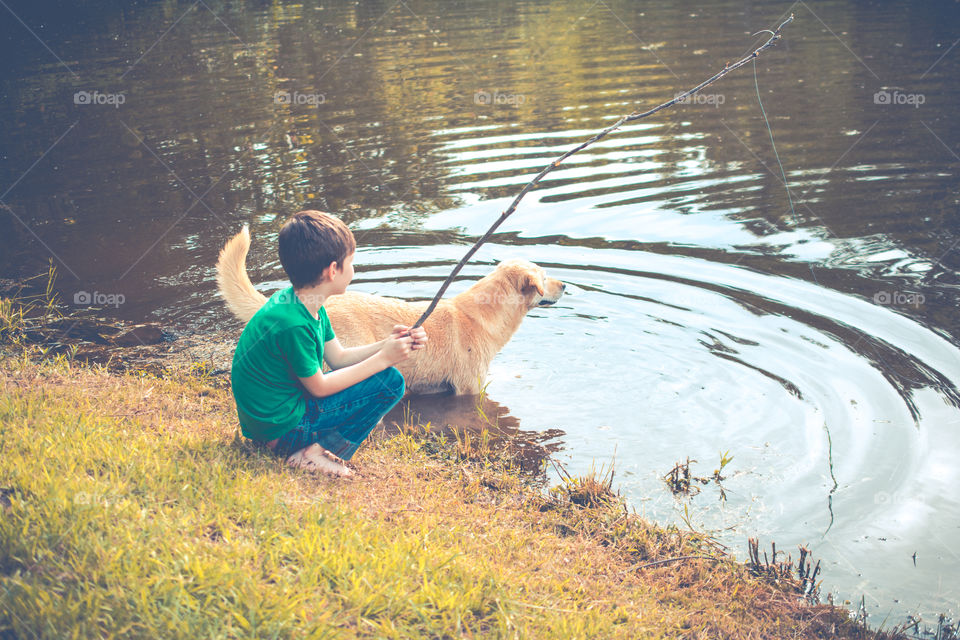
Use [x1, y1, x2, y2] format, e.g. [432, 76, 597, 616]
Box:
[278, 210, 356, 289]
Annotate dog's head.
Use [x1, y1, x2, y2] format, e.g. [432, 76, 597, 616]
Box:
[497, 258, 566, 309]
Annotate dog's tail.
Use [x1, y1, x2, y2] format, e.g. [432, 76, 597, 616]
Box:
[216, 225, 268, 323]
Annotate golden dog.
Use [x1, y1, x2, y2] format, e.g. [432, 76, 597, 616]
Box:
[216, 226, 565, 394]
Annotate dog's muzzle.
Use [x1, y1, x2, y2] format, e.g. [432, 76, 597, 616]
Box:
[537, 293, 564, 306]
[537, 283, 566, 306]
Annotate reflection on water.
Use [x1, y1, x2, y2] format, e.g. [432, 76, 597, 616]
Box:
[378, 390, 563, 474]
[2, 0, 959, 625]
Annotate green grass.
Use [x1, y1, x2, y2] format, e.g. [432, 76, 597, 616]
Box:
[0, 348, 910, 639]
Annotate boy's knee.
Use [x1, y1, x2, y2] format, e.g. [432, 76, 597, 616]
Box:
[381, 366, 405, 399]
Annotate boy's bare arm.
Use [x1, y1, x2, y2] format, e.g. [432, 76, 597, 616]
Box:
[324, 338, 386, 369]
[300, 326, 425, 398]
[324, 325, 426, 370]
[299, 350, 394, 398]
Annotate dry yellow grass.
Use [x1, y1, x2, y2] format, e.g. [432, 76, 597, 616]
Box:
[0, 347, 907, 639]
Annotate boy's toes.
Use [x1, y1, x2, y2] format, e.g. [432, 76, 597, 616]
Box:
[289, 444, 353, 478]
[319, 448, 348, 465]
[318, 448, 356, 476]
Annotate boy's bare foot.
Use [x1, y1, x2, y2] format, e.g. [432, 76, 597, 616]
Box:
[286, 443, 353, 478]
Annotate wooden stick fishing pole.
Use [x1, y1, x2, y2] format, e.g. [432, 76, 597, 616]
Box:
[410, 14, 794, 329]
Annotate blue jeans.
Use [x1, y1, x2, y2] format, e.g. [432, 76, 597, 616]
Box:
[268, 367, 405, 461]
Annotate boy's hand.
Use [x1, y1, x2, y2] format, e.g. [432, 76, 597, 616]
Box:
[390, 324, 428, 350]
[380, 331, 415, 365]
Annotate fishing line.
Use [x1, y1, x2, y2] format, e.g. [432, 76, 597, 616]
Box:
[753, 57, 796, 220]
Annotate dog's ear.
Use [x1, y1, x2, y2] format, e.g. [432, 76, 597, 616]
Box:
[520, 271, 544, 296]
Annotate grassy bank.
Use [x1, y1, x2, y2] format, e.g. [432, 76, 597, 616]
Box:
[0, 345, 911, 639]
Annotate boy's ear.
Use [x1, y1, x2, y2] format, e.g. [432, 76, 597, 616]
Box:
[322, 261, 339, 280]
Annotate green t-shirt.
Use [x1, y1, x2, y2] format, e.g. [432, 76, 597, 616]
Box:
[230, 286, 336, 441]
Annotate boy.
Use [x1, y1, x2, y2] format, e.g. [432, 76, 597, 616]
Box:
[230, 210, 428, 477]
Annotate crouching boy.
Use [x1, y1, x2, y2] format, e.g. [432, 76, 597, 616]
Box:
[230, 210, 427, 477]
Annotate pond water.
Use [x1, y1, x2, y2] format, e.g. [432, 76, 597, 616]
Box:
[2, 0, 959, 627]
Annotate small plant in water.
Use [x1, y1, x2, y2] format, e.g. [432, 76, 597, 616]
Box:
[664, 451, 734, 501]
[747, 537, 822, 603]
[550, 458, 619, 509]
[0, 261, 62, 348]
[473, 376, 500, 430]
[664, 456, 697, 495]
